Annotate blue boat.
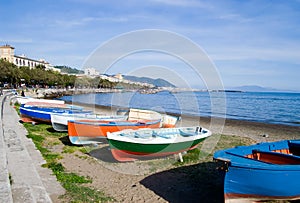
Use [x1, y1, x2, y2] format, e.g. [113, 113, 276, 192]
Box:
[19, 104, 91, 123]
[213, 140, 300, 202]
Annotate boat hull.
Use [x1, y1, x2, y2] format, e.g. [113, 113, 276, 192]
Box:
[107, 126, 211, 161]
[224, 166, 300, 202]
[20, 106, 53, 123]
[214, 140, 300, 202]
[20, 105, 89, 123]
[125, 108, 179, 128]
[109, 137, 206, 161]
[68, 119, 161, 145]
[51, 113, 127, 132]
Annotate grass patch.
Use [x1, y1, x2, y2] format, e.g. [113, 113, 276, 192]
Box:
[62, 145, 78, 154]
[174, 134, 256, 165]
[20, 121, 114, 202]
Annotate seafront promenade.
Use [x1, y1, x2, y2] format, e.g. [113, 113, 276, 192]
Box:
[0, 91, 64, 203]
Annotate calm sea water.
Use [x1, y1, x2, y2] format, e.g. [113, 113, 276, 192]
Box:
[60, 91, 300, 127]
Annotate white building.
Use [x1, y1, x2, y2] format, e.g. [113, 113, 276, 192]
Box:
[0, 44, 60, 72]
[84, 67, 99, 76]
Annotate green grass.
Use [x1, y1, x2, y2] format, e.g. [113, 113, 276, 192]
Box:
[174, 134, 256, 166]
[20, 122, 114, 202]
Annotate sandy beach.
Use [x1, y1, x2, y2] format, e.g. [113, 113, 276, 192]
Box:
[48, 103, 300, 203]
[9, 90, 300, 202]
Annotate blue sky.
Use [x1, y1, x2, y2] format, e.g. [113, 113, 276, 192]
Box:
[1, 0, 300, 91]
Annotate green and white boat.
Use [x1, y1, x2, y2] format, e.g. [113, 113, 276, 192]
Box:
[107, 126, 212, 162]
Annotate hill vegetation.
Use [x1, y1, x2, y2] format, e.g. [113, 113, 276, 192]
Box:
[0, 60, 159, 90]
[54, 65, 84, 74]
[123, 75, 175, 87]
[0, 59, 77, 88]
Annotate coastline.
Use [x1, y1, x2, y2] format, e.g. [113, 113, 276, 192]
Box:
[24, 88, 300, 142]
[67, 101, 300, 142]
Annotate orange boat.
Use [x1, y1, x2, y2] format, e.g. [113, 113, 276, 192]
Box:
[68, 119, 161, 145]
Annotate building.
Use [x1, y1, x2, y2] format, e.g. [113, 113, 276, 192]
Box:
[84, 67, 99, 76]
[0, 44, 60, 72]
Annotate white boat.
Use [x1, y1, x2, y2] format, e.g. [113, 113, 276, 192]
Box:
[125, 108, 180, 128]
[15, 96, 65, 105]
[51, 113, 128, 132]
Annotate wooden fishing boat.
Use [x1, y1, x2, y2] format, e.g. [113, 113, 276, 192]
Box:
[15, 97, 65, 105]
[51, 113, 128, 132]
[68, 119, 161, 145]
[23, 101, 83, 110]
[19, 104, 90, 123]
[107, 126, 211, 162]
[120, 108, 180, 128]
[213, 140, 300, 202]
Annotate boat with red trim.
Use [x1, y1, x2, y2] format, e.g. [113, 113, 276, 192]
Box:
[19, 103, 90, 123]
[107, 126, 211, 162]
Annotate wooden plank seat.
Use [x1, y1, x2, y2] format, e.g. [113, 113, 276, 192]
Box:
[251, 149, 300, 165]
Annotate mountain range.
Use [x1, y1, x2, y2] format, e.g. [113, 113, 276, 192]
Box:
[122, 75, 176, 87]
[231, 85, 289, 92]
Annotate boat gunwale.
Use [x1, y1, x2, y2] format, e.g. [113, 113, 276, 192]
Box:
[214, 140, 300, 170]
[107, 127, 212, 144]
[68, 119, 161, 126]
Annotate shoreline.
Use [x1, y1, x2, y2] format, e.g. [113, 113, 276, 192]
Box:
[24, 88, 300, 141]
[24, 87, 300, 129]
[67, 101, 300, 143]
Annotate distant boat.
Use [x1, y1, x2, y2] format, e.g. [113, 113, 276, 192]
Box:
[107, 126, 211, 162]
[213, 140, 300, 202]
[19, 103, 90, 123]
[68, 119, 161, 145]
[51, 113, 128, 132]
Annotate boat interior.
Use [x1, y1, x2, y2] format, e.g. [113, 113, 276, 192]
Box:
[246, 142, 300, 165]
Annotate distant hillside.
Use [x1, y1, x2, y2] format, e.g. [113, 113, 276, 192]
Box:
[123, 75, 176, 87]
[55, 66, 84, 74]
[232, 85, 282, 92]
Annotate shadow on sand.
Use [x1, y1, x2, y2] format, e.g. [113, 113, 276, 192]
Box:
[89, 145, 120, 163]
[59, 136, 75, 146]
[140, 161, 225, 203]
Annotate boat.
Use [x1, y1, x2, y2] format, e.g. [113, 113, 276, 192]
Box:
[19, 104, 90, 123]
[213, 140, 300, 202]
[120, 108, 180, 128]
[107, 126, 211, 162]
[68, 119, 161, 145]
[51, 113, 128, 132]
[15, 96, 65, 105]
[23, 101, 83, 110]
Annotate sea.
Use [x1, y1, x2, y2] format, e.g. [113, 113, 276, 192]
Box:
[60, 91, 300, 127]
